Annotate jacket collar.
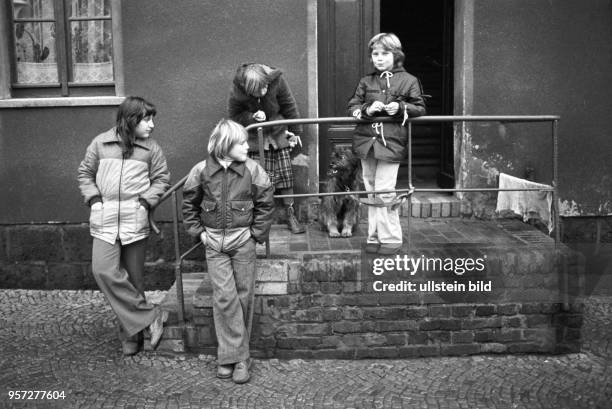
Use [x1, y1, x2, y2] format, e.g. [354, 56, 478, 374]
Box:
[100, 127, 151, 150]
[369, 66, 406, 76]
[208, 156, 245, 177]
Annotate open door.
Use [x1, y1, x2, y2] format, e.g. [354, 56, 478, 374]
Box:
[317, 0, 380, 180]
[318, 0, 454, 188]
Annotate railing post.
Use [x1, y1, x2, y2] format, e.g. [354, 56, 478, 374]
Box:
[172, 191, 185, 325]
[552, 119, 560, 246]
[407, 121, 413, 253]
[257, 126, 271, 258]
[257, 126, 264, 164]
[408, 121, 413, 189]
[552, 119, 568, 311]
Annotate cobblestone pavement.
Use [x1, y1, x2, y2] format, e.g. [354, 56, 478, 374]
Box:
[1, 290, 611, 409]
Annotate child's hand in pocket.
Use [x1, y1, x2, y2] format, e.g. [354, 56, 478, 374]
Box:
[200, 231, 208, 246]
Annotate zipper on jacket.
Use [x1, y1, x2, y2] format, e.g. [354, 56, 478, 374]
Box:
[220, 168, 228, 250]
[117, 157, 125, 241]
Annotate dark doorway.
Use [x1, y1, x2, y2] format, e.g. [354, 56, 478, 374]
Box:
[380, 0, 454, 187]
[317, 0, 454, 188]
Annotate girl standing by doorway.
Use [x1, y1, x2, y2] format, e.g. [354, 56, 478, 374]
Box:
[348, 33, 426, 255]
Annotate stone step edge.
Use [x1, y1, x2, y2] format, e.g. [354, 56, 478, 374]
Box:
[357, 198, 462, 218]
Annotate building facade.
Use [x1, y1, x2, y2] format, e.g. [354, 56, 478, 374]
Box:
[0, 0, 611, 287]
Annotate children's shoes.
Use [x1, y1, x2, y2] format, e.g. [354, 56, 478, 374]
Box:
[232, 359, 252, 384]
[217, 363, 234, 379]
[377, 243, 403, 255]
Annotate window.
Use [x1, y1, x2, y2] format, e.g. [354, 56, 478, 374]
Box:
[6, 0, 122, 98]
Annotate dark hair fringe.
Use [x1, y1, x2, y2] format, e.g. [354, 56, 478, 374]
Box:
[115, 96, 156, 158]
[240, 64, 271, 97]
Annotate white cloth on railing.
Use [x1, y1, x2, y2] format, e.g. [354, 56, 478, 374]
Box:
[495, 173, 553, 233]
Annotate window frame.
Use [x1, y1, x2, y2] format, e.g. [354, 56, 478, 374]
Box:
[0, 0, 124, 101]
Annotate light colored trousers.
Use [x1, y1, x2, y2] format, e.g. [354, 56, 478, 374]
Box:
[206, 239, 256, 365]
[361, 157, 403, 244]
[92, 238, 157, 340]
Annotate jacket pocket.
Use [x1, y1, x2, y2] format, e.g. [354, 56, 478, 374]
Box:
[230, 200, 254, 226]
[135, 201, 149, 231]
[89, 203, 104, 233]
[200, 199, 218, 227]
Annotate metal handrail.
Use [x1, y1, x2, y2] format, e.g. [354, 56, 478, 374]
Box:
[150, 115, 560, 229]
[148, 115, 561, 326]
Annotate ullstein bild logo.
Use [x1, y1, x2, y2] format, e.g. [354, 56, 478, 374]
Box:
[372, 280, 492, 293]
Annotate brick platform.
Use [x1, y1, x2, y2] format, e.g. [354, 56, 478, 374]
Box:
[154, 218, 585, 358]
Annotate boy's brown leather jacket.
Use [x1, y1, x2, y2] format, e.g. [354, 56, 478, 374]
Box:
[182, 157, 274, 252]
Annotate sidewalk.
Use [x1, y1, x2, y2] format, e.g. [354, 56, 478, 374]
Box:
[0, 289, 610, 409]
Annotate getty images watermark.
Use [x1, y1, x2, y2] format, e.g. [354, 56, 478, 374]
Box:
[370, 254, 491, 293]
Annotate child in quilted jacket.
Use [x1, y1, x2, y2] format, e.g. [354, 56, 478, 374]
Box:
[77, 96, 170, 355]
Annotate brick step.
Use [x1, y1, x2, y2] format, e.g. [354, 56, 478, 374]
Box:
[405, 192, 461, 218]
[153, 259, 299, 352]
[357, 192, 461, 219]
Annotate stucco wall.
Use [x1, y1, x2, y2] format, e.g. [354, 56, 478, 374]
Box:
[0, 0, 311, 223]
[457, 0, 612, 217]
[0, 107, 116, 222]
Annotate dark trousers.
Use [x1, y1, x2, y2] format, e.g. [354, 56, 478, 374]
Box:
[91, 238, 157, 339]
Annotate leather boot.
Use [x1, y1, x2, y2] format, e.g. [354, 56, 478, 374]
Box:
[286, 205, 305, 234]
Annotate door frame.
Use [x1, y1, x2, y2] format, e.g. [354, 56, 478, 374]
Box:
[317, 0, 380, 181]
[317, 0, 465, 188]
[453, 0, 474, 194]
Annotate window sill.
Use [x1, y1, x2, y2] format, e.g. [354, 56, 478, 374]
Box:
[0, 96, 125, 108]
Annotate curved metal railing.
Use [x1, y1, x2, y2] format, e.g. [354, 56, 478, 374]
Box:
[148, 115, 561, 326]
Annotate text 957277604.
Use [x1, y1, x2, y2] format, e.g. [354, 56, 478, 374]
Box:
[8, 391, 66, 400]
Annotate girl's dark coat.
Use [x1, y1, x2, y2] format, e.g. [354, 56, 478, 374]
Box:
[347, 67, 426, 162]
[229, 64, 302, 152]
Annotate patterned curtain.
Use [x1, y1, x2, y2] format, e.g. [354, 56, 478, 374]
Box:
[14, 0, 58, 83]
[71, 0, 113, 82]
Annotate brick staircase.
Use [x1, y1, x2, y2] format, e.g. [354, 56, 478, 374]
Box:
[149, 218, 585, 358]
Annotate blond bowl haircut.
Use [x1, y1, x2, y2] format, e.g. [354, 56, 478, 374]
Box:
[368, 32, 405, 68]
[207, 119, 248, 159]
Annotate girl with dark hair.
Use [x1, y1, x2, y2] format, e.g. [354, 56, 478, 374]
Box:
[228, 63, 305, 234]
[115, 96, 157, 158]
[77, 96, 170, 355]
